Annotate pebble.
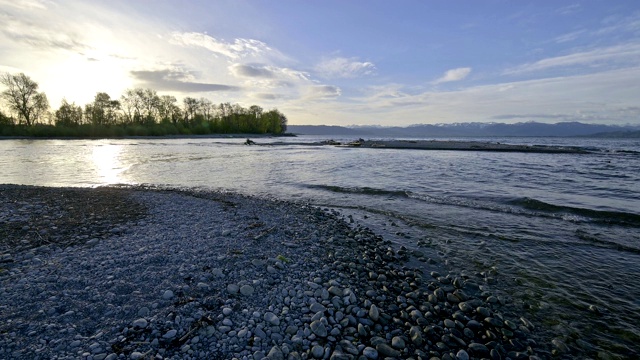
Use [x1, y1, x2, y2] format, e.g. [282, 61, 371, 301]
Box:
[0, 187, 547, 360]
[131, 319, 146, 329]
[240, 284, 255, 296]
[162, 290, 174, 300]
[163, 329, 177, 339]
[264, 312, 280, 326]
[310, 320, 328, 337]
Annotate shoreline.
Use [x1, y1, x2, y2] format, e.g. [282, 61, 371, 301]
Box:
[1, 185, 557, 359]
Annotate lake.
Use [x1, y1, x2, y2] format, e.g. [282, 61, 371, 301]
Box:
[1, 135, 639, 358]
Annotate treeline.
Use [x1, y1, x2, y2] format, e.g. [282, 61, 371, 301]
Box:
[0, 72, 288, 137]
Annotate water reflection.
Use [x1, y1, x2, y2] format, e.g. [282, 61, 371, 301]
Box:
[91, 143, 126, 184]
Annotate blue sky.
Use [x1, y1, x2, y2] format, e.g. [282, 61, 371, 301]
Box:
[1, 0, 639, 125]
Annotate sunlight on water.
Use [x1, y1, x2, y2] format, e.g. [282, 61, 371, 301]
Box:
[91, 143, 126, 185]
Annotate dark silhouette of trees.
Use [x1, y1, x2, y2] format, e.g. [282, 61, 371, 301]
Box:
[55, 99, 83, 126]
[0, 72, 290, 137]
[0, 72, 49, 126]
[85, 93, 120, 125]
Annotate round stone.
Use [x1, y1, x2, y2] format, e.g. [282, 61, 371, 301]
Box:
[363, 347, 378, 359]
[131, 318, 148, 329]
[162, 290, 174, 300]
[227, 284, 239, 294]
[239, 285, 254, 296]
[456, 349, 470, 360]
[311, 345, 324, 359]
[391, 336, 405, 349]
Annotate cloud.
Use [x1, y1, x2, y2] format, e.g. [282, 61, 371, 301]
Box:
[503, 43, 640, 75]
[170, 32, 273, 60]
[229, 63, 309, 81]
[252, 93, 285, 100]
[315, 57, 376, 79]
[553, 30, 586, 44]
[556, 4, 581, 15]
[0, 11, 87, 51]
[491, 113, 570, 120]
[0, 0, 51, 10]
[131, 69, 240, 92]
[434, 67, 471, 84]
[229, 64, 275, 78]
[305, 85, 342, 99]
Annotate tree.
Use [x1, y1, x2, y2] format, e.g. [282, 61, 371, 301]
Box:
[0, 72, 49, 126]
[0, 108, 13, 126]
[55, 99, 83, 126]
[158, 95, 182, 124]
[183, 97, 199, 123]
[85, 92, 120, 125]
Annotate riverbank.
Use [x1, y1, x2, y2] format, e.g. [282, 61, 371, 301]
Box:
[1, 185, 556, 359]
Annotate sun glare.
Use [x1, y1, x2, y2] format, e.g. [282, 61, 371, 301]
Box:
[91, 143, 126, 185]
[44, 51, 133, 107]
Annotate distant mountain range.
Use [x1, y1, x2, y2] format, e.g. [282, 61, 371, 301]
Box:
[287, 122, 640, 138]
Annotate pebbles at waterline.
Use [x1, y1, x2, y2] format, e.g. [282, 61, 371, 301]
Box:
[0, 187, 546, 359]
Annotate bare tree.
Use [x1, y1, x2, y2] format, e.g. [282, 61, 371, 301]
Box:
[0, 72, 49, 126]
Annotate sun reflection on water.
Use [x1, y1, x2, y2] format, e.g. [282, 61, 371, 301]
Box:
[91, 143, 126, 185]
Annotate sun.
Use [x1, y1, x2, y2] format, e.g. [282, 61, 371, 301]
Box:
[40, 51, 134, 109]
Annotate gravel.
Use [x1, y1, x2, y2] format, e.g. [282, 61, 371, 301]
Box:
[0, 185, 548, 359]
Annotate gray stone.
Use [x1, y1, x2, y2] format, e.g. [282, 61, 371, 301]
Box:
[456, 349, 470, 360]
[137, 307, 150, 317]
[369, 304, 380, 322]
[240, 285, 255, 296]
[310, 320, 327, 337]
[311, 345, 324, 359]
[162, 290, 174, 300]
[363, 347, 378, 359]
[264, 312, 280, 326]
[227, 284, 240, 294]
[309, 303, 326, 313]
[409, 326, 423, 346]
[391, 336, 405, 349]
[376, 343, 400, 358]
[163, 329, 177, 339]
[268, 345, 284, 360]
[131, 318, 148, 329]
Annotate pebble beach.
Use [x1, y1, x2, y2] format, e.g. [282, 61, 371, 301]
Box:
[1, 185, 552, 360]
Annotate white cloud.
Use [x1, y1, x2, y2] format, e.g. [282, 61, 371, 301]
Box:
[0, 0, 51, 10]
[553, 30, 586, 44]
[315, 57, 376, 79]
[433, 67, 471, 84]
[503, 43, 640, 75]
[170, 32, 273, 60]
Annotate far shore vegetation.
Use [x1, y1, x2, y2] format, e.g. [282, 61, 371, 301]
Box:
[0, 72, 288, 138]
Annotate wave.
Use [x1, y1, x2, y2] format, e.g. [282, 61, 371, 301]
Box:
[509, 197, 640, 227]
[303, 184, 410, 198]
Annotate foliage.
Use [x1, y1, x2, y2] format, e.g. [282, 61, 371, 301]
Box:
[0, 73, 49, 126]
[0, 72, 290, 138]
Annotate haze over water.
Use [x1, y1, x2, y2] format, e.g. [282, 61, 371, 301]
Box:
[1, 136, 639, 358]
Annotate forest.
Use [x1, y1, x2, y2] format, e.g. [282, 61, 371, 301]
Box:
[0, 72, 288, 137]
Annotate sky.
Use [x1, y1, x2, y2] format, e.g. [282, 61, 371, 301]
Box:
[1, 0, 640, 126]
